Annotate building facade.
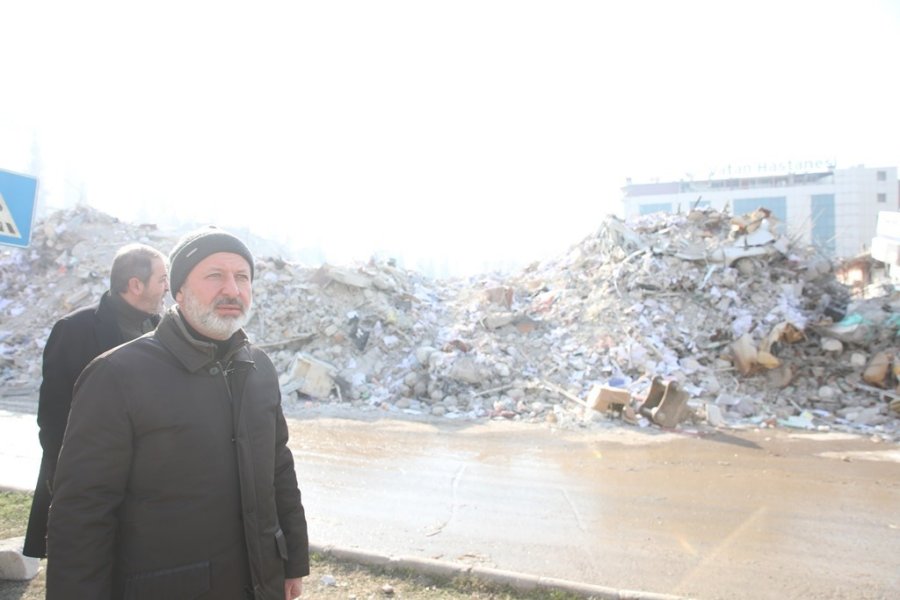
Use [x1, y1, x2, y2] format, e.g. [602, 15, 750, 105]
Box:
[621, 164, 899, 259]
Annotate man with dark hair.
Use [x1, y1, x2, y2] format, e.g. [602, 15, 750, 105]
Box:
[47, 227, 309, 599]
[23, 243, 169, 559]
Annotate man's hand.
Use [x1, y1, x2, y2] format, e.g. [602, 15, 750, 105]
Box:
[285, 577, 303, 599]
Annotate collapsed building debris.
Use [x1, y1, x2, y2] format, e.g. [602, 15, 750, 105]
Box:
[1, 204, 898, 441]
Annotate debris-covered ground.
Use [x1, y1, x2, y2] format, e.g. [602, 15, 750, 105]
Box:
[1, 205, 898, 441]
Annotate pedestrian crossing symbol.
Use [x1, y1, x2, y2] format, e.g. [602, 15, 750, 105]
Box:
[0, 192, 22, 238]
[0, 169, 38, 248]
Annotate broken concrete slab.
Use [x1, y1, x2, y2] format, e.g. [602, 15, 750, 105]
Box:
[587, 385, 631, 412]
[282, 354, 337, 399]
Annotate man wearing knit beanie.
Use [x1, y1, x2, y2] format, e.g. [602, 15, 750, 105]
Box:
[167, 226, 256, 340]
[47, 227, 310, 599]
[168, 226, 255, 301]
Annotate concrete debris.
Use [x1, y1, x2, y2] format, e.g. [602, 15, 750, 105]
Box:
[587, 384, 630, 412]
[862, 352, 893, 388]
[731, 334, 759, 375]
[705, 403, 725, 427]
[282, 354, 338, 399]
[0, 537, 40, 580]
[1, 205, 899, 442]
[820, 338, 844, 353]
[314, 264, 374, 289]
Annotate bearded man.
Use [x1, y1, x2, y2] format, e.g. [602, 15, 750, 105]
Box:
[46, 228, 309, 600]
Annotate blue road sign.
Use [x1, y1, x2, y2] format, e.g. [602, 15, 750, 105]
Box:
[0, 169, 39, 248]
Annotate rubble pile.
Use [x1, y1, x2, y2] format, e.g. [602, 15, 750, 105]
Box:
[1, 205, 898, 440]
[491, 208, 900, 435]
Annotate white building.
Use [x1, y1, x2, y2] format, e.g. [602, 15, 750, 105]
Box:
[872, 210, 900, 281]
[621, 163, 899, 258]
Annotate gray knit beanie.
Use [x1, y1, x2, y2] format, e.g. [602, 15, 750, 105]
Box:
[168, 227, 255, 298]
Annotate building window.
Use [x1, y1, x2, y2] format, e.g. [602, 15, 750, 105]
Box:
[877, 170, 887, 181]
[878, 193, 887, 203]
[811, 195, 836, 256]
[638, 202, 673, 216]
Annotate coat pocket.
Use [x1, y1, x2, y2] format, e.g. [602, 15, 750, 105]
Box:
[275, 528, 289, 561]
[123, 560, 210, 600]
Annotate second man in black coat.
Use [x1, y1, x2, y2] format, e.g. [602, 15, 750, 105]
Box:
[23, 243, 169, 558]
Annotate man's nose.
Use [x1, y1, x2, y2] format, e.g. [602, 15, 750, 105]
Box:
[221, 273, 241, 296]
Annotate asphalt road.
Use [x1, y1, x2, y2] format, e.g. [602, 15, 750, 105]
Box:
[2, 402, 899, 599]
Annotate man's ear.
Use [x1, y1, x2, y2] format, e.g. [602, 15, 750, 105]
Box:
[127, 276, 145, 295]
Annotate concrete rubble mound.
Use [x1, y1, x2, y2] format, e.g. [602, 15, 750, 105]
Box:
[1, 205, 898, 441]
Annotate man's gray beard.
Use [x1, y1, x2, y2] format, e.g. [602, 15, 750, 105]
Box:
[180, 287, 251, 340]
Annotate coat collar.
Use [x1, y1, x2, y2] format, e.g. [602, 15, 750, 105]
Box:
[155, 306, 250, 373]
[95, 291, 125, 349]
[96, 291, 161, 335]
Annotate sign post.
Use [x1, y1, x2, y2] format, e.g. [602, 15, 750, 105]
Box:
[0, 169, 39, 248]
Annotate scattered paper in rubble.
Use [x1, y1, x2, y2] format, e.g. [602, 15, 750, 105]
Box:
[0, 204, 898, 441]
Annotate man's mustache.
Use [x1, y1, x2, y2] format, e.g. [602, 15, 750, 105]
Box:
[214, 297, 246, 311]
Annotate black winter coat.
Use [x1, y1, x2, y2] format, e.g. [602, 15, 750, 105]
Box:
[46, 309, 309, 600]
[23, 291, 153, 558]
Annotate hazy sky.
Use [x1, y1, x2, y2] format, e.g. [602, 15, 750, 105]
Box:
[2, 1, 899, 275]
